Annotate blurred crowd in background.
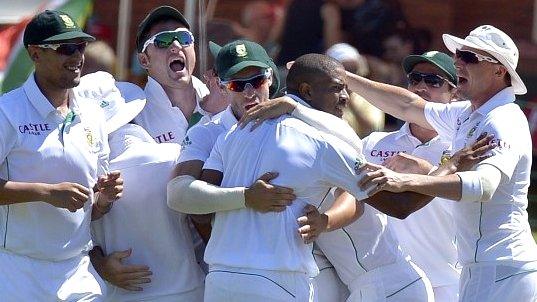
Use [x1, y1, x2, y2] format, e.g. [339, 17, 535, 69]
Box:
[0, 0, 536, 221]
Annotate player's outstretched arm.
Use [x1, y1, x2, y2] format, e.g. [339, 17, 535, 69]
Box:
[89, 246, 152, 292]
[167, 171, 295, 214]
[345, 71, 432, 129]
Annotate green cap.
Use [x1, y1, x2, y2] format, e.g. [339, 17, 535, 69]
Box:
[23, 10, 95, 48]
[136, 6, 190, 53]
[212, 40, 280, 97]
[402, 51, 457, 85]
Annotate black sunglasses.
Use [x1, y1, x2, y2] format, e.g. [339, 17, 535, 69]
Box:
[38, 42, 87, 56]
[407, 72, 455, 88]
[455, 49, 499, 64]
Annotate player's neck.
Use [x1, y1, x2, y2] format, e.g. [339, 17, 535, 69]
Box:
[409, 123, 437, 144]
[164, 83, 197, 121]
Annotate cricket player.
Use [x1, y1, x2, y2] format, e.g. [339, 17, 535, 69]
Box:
[76, 72, 206, 301]
[344, 25, 537, 301]
[362, 51, 461, 301]
[0, 10, 121, 301]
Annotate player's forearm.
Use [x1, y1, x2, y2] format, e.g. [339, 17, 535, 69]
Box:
[345, 72, 431, 129]
[365, 191, 434, 219]
[324, 190, 362, 232]
[167, 175, 245, 214]
[402, 173, 462, 201]
[0, 179, 52, 204]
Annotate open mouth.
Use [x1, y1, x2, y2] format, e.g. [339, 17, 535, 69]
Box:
[169, 57, 185, 72]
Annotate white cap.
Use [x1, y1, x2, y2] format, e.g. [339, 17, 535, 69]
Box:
[442, 25, 526, 95]
[77, 72, 146, 133]
[326, 43, 369, 76]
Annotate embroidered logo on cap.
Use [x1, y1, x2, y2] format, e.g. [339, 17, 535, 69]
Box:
[99, 100, 110, 108]
[235, 44, 247, 57]
[59, 14, 76, 29]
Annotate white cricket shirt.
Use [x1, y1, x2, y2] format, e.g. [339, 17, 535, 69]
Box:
[135, 76, 209, 144]
[91, 124, 204, 300]
[0, 74, 109, 261]
[178, 106, 237, 164]
[315, 190, 407, 286]
[363, 124, 460, 287]
[424, 87, 537, 265]
[203, 115, 368, 276]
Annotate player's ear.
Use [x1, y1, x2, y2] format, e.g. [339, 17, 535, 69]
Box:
[27, 46, 40, 62]
[138, 52, 150, 69]
[298, 82, 312, 100]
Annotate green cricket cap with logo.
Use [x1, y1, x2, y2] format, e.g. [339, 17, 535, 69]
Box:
[23, 10, 95, 48]
[210, 40, 281, 97]
[402, 50, 457, 85]
[136, 6, 190, 53]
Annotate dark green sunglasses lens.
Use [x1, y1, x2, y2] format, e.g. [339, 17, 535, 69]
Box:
[154, 31, 193, 48]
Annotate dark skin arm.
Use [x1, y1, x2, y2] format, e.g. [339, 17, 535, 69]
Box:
[363, 191, 433, 220]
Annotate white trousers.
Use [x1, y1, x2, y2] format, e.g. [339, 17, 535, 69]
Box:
[346, 260, 434, 302]
[0, 249, 106, 301]
[314, 266, 349, 302]
[204, 266, 314, 302]
[459, 261, 537, 302]
[433, 283, 459, 302]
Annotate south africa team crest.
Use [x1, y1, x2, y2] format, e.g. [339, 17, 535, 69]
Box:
[84, 127, 100, 153]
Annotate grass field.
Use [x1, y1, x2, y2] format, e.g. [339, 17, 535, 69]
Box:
[534, 230, 537, 242]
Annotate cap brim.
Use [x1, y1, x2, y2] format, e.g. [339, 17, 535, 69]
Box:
[402, 55, 457, 85]
[42, 31, 95, 43]
[137, 6, 190, 52]
[443, 34, 526, 95]
[222, 61, 271, 80]
[209, 41, 221, 58]
[105, 99, 146, 134]
[106, 81, 147, 134]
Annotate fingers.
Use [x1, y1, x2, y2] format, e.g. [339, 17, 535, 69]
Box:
[112, 249, 132, 261]
[72, 183, 91, 195]
[238, 106, 262, 128]
[356, 162, 382, 174]
[257, 171, 279, 182]
[286, 61, 295, 70]
[358, 170, 384, 190]
[471, 132, 493, 150]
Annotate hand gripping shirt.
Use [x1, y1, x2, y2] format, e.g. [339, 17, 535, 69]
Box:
[91, 124, 204, 300]
[203, 115, 368, 276]
[363, 124, 460, 287]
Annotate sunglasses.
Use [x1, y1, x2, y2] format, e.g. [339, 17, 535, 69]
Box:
[142, 29, 194, 52]
[37, 42, 87, 56]
[220, 69, 271, 92]
[455, 49, 499, 64]
[407, 71, 455, 88]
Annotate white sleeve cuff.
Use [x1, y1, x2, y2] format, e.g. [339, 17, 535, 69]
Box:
[167, 175, 246, 214]
[456, 164, 501, 202]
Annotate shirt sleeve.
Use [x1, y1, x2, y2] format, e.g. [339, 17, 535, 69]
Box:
[474, 119, 519, 180]
[318, 134, 369, 201]
[178, 125, 216, 163]
[202, 132, 225, 172]
[0, 108, 17, 170]
[424, 101, 469, 141]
